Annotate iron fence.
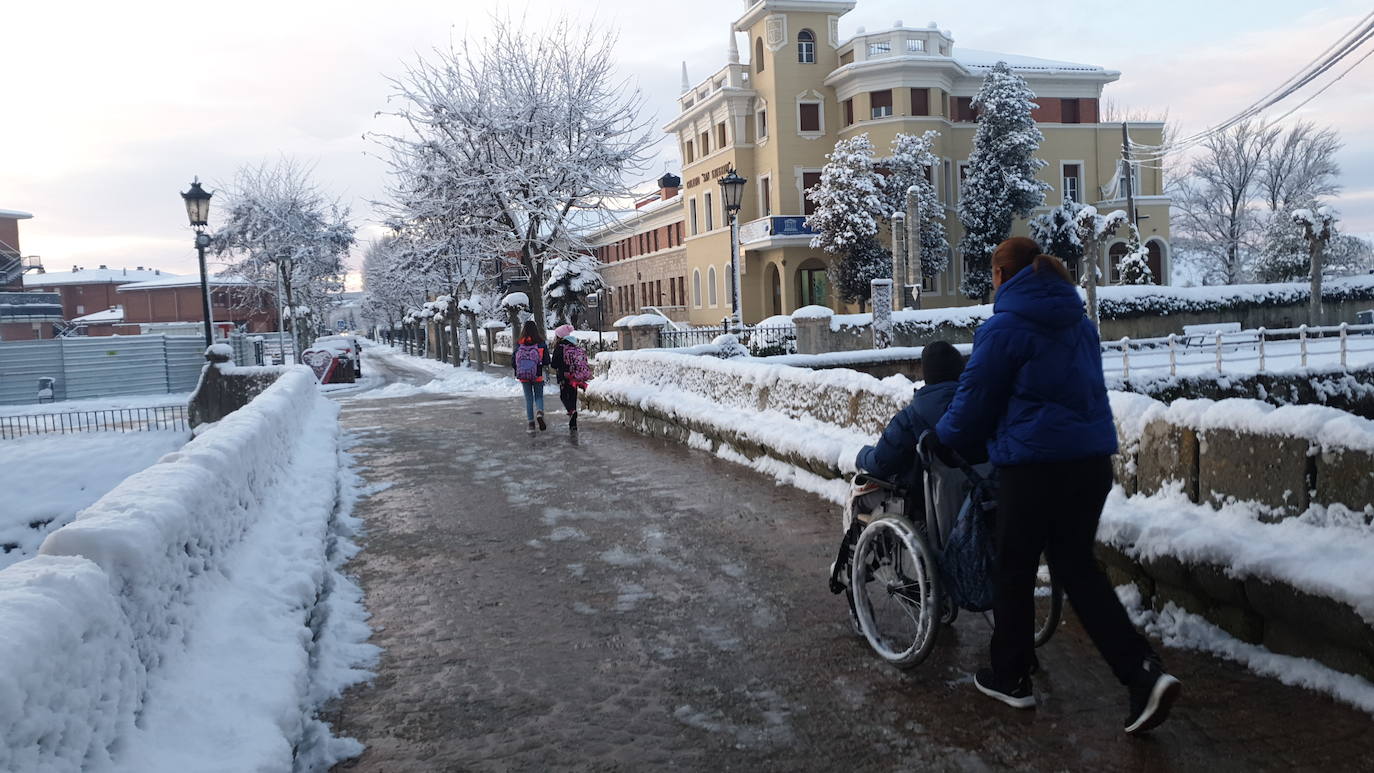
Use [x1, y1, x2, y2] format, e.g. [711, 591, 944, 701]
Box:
[0, 405, 190, 440]
[1102, 322, 1374, 379]
[658, 323, 797, 354]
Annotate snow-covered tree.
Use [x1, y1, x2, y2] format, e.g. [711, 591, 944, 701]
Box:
[1260, 122, 1342, 214]
[1117, 226, 1155, 285]
[827, 236, 891, 308]
[957, 62, 1050, 300]
[213, 159, 355, 359]
[881, 131, 949, 278]
[373, 16, 657, 338]
[806, 134, 886, 254]
[361, 235, 427, 336]
[1030, 201, 1089, 270]
[543, 252, 605, 326]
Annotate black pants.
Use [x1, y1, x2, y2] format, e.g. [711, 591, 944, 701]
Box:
[991, 456, 1155, 685]
[559, 383, 578, 414]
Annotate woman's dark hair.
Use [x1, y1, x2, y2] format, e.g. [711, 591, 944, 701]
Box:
[519, 320, 540, 342]
[921, 340, 965, 385]
[992, 236, 1073, 284]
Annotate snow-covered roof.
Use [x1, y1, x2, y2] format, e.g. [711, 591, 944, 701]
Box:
[952, 48, 1108, 74]
[0, 209, 33, 220]
[24, 268, 176, 287]
[71, 306, 125, 324]
[116, 273, 250, 292]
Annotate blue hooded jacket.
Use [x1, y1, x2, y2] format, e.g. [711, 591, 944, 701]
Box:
[935, 264, 1118, 466]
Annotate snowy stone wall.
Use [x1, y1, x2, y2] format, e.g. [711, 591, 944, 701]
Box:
[0, 366, 353, 770]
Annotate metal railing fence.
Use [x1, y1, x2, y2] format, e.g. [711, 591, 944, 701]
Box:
[1102, 323, 1374, 379]
[0, 405, 190, 439]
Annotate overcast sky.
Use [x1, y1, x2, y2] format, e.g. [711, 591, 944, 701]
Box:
[4, 0, 1372, 286]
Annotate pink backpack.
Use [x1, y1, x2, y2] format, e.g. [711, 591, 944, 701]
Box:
[515, 343, 543, 381]
[564, 345, 593, 383]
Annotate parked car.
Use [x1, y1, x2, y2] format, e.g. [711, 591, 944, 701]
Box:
[314, 335, 363, 378]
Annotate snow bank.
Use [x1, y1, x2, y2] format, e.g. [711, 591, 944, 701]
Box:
[0, 365, 371, 770]
[1108, 391, 1374, 455]
[0, 556, 139, 772]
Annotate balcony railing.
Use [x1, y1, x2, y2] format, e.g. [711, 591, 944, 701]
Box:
[738, 216, 817, 244]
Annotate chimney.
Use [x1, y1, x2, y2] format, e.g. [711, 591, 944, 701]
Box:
[72, 265, 79, 273]
[658, 172, 681, 200]
[98, 264, 107, 270]
[155, 269, 161, 275]
[136, 266, 143, 271]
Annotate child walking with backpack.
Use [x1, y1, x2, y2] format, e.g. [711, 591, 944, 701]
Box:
[512, 320, 550, 431]
[551, 324, 594, 431]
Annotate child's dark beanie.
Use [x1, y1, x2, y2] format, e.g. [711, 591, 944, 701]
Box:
[922, 341, 964, 385]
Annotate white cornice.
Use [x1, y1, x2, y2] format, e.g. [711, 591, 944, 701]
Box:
[664, 89, 757, 133]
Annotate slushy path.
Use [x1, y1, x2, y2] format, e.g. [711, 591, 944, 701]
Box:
[326, 349, 1374, 772]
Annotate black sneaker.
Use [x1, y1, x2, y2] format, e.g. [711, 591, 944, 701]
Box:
[536, 412, 546, 431]
[974, 668, 1035, 709]
[1125, 658, 1181, 735]
[569, 413, 577, 431]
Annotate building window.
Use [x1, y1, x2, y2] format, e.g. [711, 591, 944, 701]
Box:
[755, 38, 765, 73]
[656, 279, 663, 305]
[906, 38, 925, 53]
[708, 266, 718, 306]
[693, 270, 702, 307]
[760, 175, 772, 216]
[1061, 98, 1081, 124]
[678, 276, 686, 306]
[842, 98, 854, 127]
[1063, 163, 1082, 203]
[716, 122, 727, 149]
[690, 198, 699, 235]
[868, 40, 891, 57]
[700, 131, 710, 156]
[798, 29, 816, 64]
[704, 192, 714, 231]
[757, 108, 768, 140]
[910, 88, 929, 116]
[870, 90, 893, 119]
[957, 162, 970, 201]
[798, 262, 828, 306]
[685, 140, 694, 164]
[802, 171, 822, 216]
[839, 50, 854, 66]
[953, 97, 976, 122]
[799, 101, 821, 133]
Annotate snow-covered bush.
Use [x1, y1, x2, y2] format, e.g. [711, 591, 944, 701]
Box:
[543, 253, 605, 327]
[711, 333, 750, 359]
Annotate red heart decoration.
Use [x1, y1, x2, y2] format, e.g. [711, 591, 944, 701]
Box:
[302, 348, 338, 383]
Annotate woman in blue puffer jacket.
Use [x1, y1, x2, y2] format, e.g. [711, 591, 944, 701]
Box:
[936, 237, 1180, 735]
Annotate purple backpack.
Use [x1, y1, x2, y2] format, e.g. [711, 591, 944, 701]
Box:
[564, 345, 593, 383]
[515, 343, 542, 381]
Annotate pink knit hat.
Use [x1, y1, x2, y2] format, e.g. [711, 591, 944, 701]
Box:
[554, 324, 575, 338]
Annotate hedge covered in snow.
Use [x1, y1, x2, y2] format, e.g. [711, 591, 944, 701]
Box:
[0, 367, 365, 770]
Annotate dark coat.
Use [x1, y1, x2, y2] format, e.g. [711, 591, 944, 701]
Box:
[935, 265, 1118, 466]
[856, 380, 959, 481]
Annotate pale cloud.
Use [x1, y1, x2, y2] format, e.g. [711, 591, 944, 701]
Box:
[4, 0, 1372, 280]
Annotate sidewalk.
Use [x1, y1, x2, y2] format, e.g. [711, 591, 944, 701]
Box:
[326, 389, 1374, 771]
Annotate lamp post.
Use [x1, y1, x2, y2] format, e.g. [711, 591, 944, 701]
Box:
[718, 168, 747, 333]
[180, 179, 215, 350]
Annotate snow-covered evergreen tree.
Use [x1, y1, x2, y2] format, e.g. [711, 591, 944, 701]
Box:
[827, 236, 891, 308]
[1117, 226, 1155, 285]
[881, 131, 950, 278]
[806, 134, 887, 254]
[1030, 201, 1088, 269]
[1252, 211, 1311, 283]
[542, 252, 605, 326]
[957, 62, 1050, 299]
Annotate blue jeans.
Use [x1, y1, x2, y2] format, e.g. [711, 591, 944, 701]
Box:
[521, 381, 545, 421]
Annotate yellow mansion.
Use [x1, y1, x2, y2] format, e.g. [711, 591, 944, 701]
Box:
[589, 0, 1171, 326]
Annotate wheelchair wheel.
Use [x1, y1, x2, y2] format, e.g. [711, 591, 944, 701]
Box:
[1033, 556, 1064, 647]
[850, 517, 941, 668]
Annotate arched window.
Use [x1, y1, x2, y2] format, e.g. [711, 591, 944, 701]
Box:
[755, 38, 765, 73]
[1106, 241, 1129, 285]
[692, 269, 702, 307]
[708, 266, 718, 306]
[768, 264, 782, 315]
[1145, 239, 1167, 285]
[798, 29, 815, 64]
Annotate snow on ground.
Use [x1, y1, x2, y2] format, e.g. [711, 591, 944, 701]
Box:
[1117, 585, 1374, 716]
[0, 392, 192, 417]
[0, 431, 187, 571]
[0, 366, 376, 771]
[353, 343, 539, 401]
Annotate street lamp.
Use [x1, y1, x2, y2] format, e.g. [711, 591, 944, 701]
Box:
[180, 179, 215, 349]
[718, 168, 747, 332]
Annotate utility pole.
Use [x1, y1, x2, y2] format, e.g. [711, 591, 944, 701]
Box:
[1121, 122, 1137, 228]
